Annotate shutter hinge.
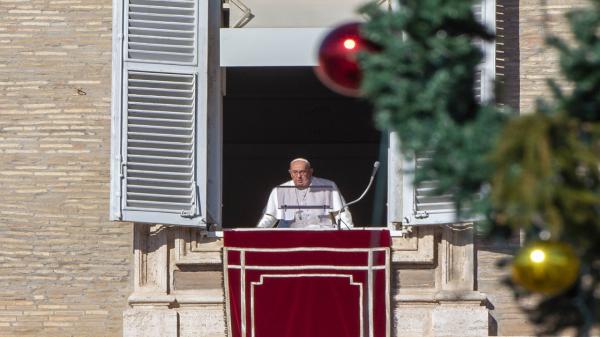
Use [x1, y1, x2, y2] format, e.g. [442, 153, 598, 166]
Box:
[180, 210, 195, 218]
[114, 161, 126, 220]
[120, 162, 127, 179]
[398, 224, 413, 237]
[415, 210, 429, 219]
[180, 182, 200, 218]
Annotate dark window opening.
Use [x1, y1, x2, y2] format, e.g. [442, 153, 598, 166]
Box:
[222, 67, 386, 228]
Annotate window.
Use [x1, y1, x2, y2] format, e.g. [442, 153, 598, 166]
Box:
[110, 0, 496, 228]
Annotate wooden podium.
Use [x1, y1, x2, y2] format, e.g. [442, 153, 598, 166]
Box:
[223, 229, 391, 337]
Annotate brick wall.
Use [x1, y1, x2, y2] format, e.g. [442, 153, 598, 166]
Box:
[477, 3, 590, 335]
[477, 237, 536, 336]
[519, 0, 590, 113]
[0, 0, 132, 336]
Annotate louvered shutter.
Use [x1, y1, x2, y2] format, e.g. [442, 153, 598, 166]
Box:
[401, 153, 459, 225]
[126, 0, 197, 64]
[399, 0, 495, 225]
[474, 0, 496, 103]
[124, 70, 198, 216]
[110, 0, 221, 227]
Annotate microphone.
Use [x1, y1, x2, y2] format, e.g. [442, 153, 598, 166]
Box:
[332, 161, 381, 229]
[370, 161, 380, 181]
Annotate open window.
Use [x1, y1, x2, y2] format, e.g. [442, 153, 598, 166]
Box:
[110, 0, 496, 228]
[221, 67, 385, 227]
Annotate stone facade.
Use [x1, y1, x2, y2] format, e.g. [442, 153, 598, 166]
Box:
[0, 0, 590, 337]
[0, 0, 131, 336]
[124, 225, 490, 337]
[519, 0, 590, 113]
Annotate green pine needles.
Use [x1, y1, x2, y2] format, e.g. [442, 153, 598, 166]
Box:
[359, 0, 507, 222]
[360, 0, 600, 335]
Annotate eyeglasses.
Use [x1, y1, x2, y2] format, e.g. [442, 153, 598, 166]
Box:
[289, 170, 309, 176]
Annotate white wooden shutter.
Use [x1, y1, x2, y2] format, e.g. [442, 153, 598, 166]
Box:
[126, 0, 197, 64]
[401, 153, 459, 225]
[110, 0, 221, 227]
[474, 0, 496, 103]
[397, 0, 495, 226]
[124, 70, 198, 215]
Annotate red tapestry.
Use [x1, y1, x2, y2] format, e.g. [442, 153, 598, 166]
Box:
[223, 229, 391, 337]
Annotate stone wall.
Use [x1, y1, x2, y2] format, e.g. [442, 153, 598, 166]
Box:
[0, 0, 132, 336]
[477, 1, 590, 334]
[125, 225, 492, 337]
[519, 0, 590, 113]
[477, 236, 536, 336]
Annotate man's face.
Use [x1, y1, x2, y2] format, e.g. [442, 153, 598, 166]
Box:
[289, 161, 313, 188]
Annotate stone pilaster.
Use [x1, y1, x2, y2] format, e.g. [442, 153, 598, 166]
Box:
[123, 224, 176, 337]
[123, 225, 227, 337]
[171, 227, 226, 337]
[431, 224, 487, 337]
[391, 225, 488, 337]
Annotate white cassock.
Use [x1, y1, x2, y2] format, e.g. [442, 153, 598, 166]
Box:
[257, 177, 353, 229]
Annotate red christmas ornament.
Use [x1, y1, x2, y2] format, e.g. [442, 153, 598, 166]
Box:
[315, 22, 375, 97]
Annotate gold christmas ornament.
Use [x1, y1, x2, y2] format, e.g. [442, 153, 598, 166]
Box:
[511, 241, 580, 295]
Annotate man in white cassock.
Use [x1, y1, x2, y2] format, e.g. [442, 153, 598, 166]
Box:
[257, 158, 353, 229]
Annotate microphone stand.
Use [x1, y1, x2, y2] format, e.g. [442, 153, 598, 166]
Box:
[331, 161, 380, 230]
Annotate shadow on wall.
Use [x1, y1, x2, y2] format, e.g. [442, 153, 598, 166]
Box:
[489, 313, 499, 336]
[496, 0, 520, 111]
